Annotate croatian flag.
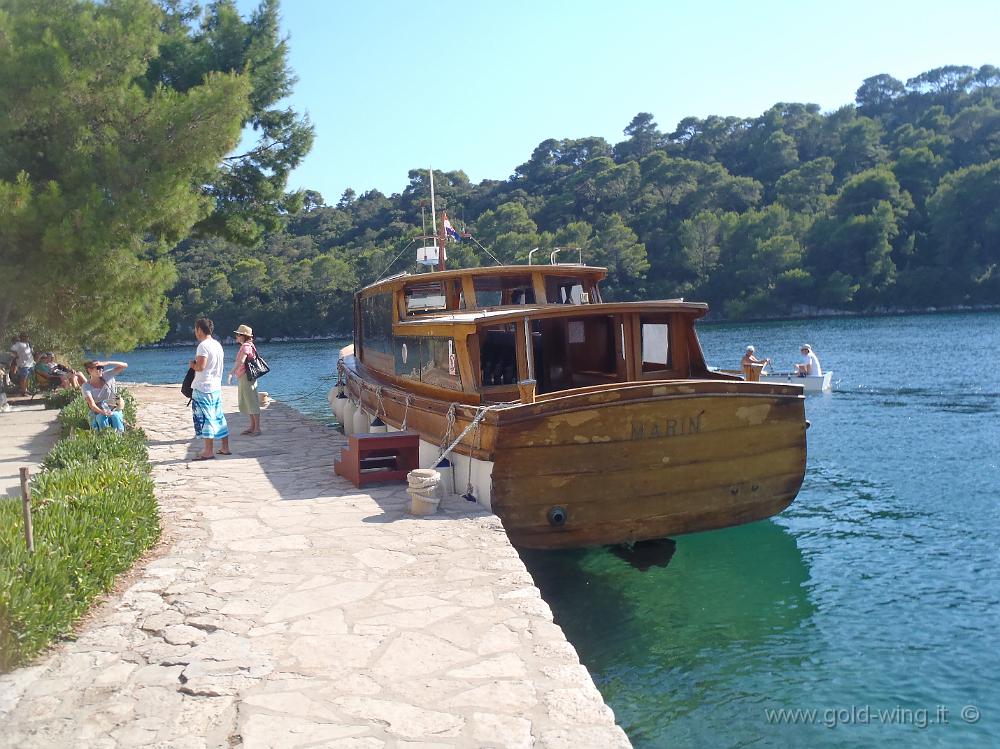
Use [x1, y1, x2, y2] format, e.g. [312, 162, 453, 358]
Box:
[444, 217, 461, 242]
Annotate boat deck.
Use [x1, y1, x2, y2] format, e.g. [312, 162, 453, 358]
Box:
[0, 385, 630, 748]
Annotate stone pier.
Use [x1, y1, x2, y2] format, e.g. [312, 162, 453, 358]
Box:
[0, 385, 631, 748]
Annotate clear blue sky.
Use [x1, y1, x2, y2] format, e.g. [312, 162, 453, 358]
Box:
[237, 0, 1000, 204]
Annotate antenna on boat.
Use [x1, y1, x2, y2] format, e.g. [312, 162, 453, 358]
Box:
[430, 166, 445, 272]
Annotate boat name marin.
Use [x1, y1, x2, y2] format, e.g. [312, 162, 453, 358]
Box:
[631, 414, 702, 440]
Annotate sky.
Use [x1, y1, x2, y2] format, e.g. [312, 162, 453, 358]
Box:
[236, 0, 1000, 204]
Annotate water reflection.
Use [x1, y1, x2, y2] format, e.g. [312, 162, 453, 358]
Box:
[520, 520, 814, 747]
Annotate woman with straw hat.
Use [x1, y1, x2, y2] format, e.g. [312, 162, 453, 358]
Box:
[228, 324, 262, 435]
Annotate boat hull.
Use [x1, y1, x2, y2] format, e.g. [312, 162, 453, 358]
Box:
[759, 371, 832, 392]
[488, 384, 806, 548]
[343, 360, 807, 549]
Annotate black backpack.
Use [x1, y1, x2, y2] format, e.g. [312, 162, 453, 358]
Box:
[181, 367, 195, 402]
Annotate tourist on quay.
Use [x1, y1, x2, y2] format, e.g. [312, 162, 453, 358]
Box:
[227, 323, 262, 436]
[795, 344, 822, 376]
[741, 345, 770, 382]
[9, 332, 35, 396]
[190, 317, 230, 459]
[82, 359, 128, 432]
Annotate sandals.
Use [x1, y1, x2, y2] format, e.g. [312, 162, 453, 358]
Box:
[240, 429, 254, 435]
[192, 454, 214, 461]
[216, 450, 232, 455]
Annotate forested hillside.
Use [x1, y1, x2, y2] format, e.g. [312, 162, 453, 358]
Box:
[167, 64, 1000, 340]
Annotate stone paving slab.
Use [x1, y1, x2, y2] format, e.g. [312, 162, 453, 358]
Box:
[0, 385, 631, 748]
[0, 404, 60, 498]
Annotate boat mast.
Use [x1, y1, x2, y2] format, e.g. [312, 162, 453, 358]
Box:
[429, 166, 445, 272]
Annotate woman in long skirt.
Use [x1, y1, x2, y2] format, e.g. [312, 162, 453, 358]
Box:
[228, 324, 262, 435]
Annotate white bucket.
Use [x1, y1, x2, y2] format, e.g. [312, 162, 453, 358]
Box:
[407, 468, 441, 515]
[258, 391, 270, 407]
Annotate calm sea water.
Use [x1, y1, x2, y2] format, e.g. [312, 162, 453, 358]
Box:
[113, 312, 999, 747]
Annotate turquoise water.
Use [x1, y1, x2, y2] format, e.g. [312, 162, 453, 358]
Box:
[115, 312, 999, 747]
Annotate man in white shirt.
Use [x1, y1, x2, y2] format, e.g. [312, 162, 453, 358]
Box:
[10, 332, 35, 396]
[190, 318, 230, 460]
[795, 344, 822, 377]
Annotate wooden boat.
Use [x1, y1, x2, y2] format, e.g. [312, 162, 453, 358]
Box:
[332, 259, 809, 549]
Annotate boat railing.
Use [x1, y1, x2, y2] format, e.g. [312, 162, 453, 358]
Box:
[550, 247, 584, 265]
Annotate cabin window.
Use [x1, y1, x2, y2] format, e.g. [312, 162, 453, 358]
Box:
[359, 292, 395, 372]
[545, 276, 588, 305]
[641, 319, 672, 372]
[479, 324, 518, 386]
[473, 275, 534, 307]
[533, 315, 618, 393]
[405, 282, 447, 314]
[395, 336, 462, 390]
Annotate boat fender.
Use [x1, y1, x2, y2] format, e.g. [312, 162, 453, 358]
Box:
[353, 407, 371, 435]
[342, 398, 358, 434]
[333, 387, 348, 421]
[547, 506, 567, 527]
[369, 415, 387, 433]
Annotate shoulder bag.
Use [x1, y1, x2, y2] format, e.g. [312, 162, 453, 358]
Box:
[244, 347, 270, 381]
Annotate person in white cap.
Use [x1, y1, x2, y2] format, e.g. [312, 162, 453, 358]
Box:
[228, 323, 262, 436]
[795, 344, 822, 376]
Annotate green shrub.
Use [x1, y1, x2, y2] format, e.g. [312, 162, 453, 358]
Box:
[1, 390, 158, 672]
[42, 429, 148, 471]
[42, 388, 78, 410]
[57, 394, 90, 437]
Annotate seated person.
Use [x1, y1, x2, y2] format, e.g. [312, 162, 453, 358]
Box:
[82, 359, 129, 432]
[795, 344, 822, 377]
[741, 345, 770, 381]
[35, 353, 84, 389]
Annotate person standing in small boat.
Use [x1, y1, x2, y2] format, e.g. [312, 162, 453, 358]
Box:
[795, 344, 822, 376]
[228, 323, 262, 436]
[190, 317, 230, 460]
[741, 345, 770, 381]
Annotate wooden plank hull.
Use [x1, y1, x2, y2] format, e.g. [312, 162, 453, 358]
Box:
[342, 359, 807, 549]
[490, 387, 806, 548]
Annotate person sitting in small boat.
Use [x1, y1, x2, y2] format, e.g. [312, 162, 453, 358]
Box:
[795, 344, 822, 377]
[741, 345, 770, 369]
[741, 345, 770, 381]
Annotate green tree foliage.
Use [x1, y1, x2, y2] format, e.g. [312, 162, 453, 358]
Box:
[926, 160, 1000, 301]
[0, 0, 252, 348]
[160, 63, 1000, 339]
[0, 0, 311, 350]
[149, 0, 315, 244]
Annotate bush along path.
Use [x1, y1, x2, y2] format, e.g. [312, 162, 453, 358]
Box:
[0, 389, 160, 671]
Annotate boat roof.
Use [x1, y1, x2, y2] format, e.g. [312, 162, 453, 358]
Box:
[396, 300, 709, 329]
[360, 264, 608, 296]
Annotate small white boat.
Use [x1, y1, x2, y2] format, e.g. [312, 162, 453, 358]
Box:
[714, 368, 833, 393]
[759, 371, 832, 392]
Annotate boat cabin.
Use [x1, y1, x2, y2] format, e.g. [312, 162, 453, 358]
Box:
[354, 265, 717, 404]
